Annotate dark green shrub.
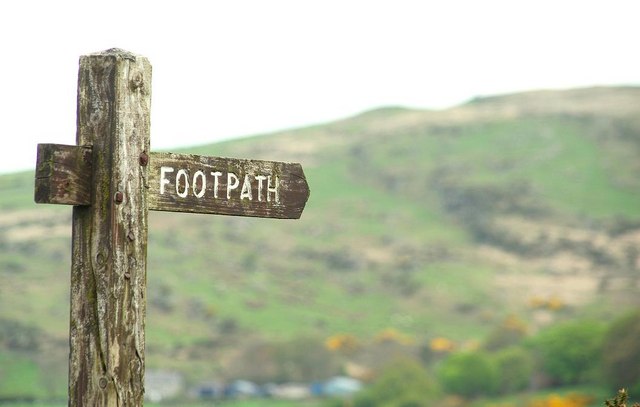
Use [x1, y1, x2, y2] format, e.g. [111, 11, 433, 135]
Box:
[532, 320, 605, 385]
[438, 351, 498, 398]
[602, 311, 640, 394]
[350, 358, 439, 406]
[493, 346, 534, 394]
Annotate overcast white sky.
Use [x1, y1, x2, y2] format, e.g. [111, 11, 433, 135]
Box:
[1, 0, 638, 174]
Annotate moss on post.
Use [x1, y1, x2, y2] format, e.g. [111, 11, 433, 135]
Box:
[69, 48, 151, 406]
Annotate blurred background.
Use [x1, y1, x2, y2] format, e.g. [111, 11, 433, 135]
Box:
[1, 1, 639, 406]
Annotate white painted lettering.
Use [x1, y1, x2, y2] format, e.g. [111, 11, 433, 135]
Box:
[192, 170, 206, 198]
[160, 167, 174, 195]
[160, 167, 281, 204]
[176, 169, 189, 198]
[211, 171, 222, 199]
[267, 175, 279, 203]
[255, 175, 266, 202]
[240, 174, 253, 200]
[227, 172, 239, 199]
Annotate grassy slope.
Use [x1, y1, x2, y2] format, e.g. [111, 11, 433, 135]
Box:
[1, 87, 640, 398]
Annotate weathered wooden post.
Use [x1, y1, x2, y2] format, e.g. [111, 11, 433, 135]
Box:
[34, 48, 309, 406]
[36, 48, 151, 405]
[73, 48, 150, 405]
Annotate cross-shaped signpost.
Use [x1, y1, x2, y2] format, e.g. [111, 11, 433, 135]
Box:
[33, 49, 310, 406]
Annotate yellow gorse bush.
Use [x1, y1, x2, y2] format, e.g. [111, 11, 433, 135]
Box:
[375, 328, 415, 345]
[324, 333, 360, 352]
[528, 393, 592, 407]
[429, 337, 456, 353]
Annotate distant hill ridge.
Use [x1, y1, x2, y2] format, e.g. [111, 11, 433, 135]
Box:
[1, 86, 639, 396]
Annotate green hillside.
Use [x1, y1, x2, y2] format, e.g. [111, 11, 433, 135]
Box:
[1, 86, 640, 402]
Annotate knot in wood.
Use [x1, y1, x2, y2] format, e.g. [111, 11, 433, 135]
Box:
[139, 151, 149, 167]
[130, 72, 144, 90]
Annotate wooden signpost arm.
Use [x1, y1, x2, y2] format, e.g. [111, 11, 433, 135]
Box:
[34, 144, 92, 206]
[69, 49, 151, 406]
[36, 149, 310, 220]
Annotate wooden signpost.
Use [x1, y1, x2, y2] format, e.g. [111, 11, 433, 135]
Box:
[33, 49, 309, 406]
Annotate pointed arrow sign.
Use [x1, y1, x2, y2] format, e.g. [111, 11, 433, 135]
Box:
[148, 151, 310, 219]
[36, 145, 310, 219]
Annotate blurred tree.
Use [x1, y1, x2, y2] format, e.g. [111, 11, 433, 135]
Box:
[602, 311, 640, 395]
[438, 351, 498, 398]
[532, 320, 605, 386]
[493, 346, 534, 394]
[347, 358, 439, 407]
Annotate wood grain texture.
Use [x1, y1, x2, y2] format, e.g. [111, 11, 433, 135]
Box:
[34, 146, 311, 220]
[34, 143, 92, 205]
[69, 48, 151, 406]
[147, 152, 310, 219]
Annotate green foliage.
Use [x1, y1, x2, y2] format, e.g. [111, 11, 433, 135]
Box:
[493, 346, 534, 394]
[349, 358, 439, 407]
[0, 351, 41, 399]
[604, 388, 640, 407]
[602, 311, 640, 394]
[532, 320, 605, 385]
[438, 351, 498, 398]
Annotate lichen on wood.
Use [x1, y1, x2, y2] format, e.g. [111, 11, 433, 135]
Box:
[69, 49, 151, 406]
